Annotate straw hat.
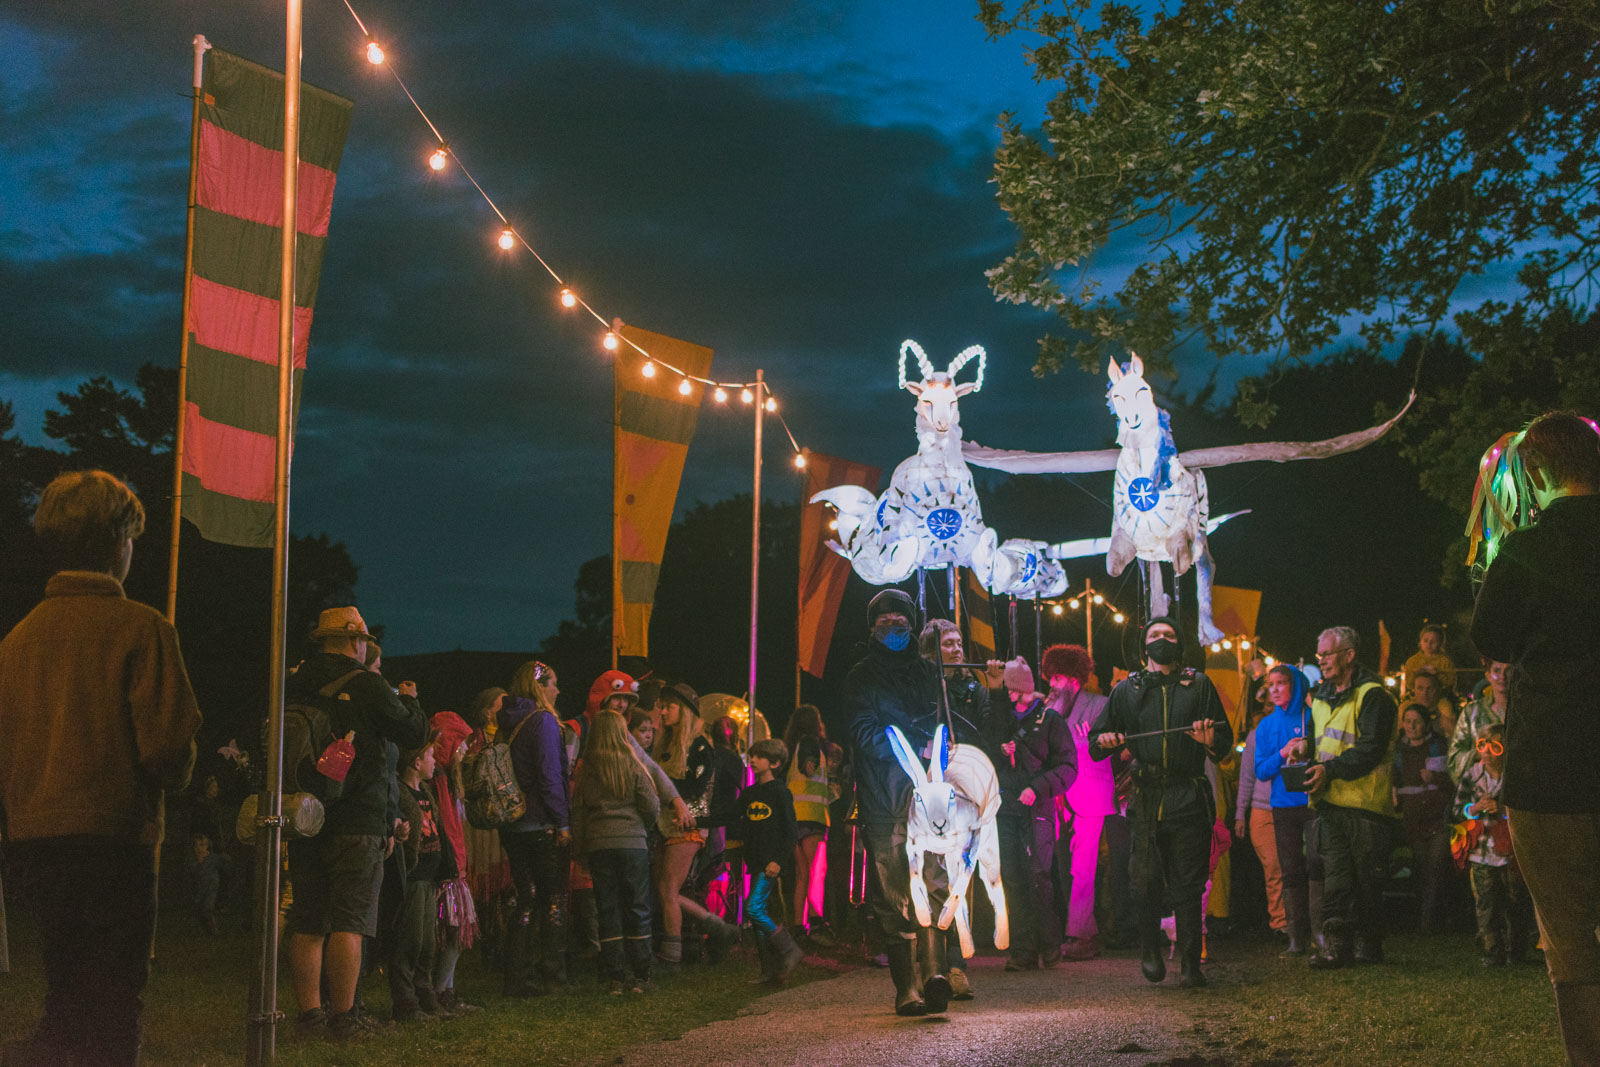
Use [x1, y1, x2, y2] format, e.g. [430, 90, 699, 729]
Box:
[311, 606, 377, 643]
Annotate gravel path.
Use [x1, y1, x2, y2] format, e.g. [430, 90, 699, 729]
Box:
[609, 954, 1207, 1067]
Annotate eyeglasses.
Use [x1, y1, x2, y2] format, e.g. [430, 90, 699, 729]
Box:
[1475, 736, 1505, 757]
[1314, 647, 1352, 660]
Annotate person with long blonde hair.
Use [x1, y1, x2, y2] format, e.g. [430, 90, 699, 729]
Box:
[782, 704, 841, 939]
[572, 710, 659, 993]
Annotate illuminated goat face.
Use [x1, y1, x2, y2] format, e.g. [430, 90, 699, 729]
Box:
[899, 339, 985, 438]
[1106, 353, 1160, 447]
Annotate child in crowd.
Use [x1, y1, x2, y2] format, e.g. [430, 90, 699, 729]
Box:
[1452, 724, 1537, 967]
[738, 738, 805, 984]
[1402, 623, 1457, 694]
[187, 832, 228, 936]
[571, 710, 659, 994]
[391, 731, 453, 1021]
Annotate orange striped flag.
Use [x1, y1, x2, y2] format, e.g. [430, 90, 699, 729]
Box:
[797, 454, 880, 678]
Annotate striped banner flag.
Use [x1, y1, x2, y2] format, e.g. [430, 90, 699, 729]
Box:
[180, 48, 352, 546]
[961, 567, 997, 662]
[614, 326, 713, 657]
[797, 454, 880, 678]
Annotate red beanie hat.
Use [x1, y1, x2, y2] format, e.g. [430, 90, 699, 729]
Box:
[587, 670, 639, 714]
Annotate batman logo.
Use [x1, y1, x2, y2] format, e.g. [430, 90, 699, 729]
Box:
[746, 801, 773, 821]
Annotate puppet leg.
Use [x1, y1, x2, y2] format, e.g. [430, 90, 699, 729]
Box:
[954, 897, 975, 960]
[938, 839, 980, 929]
[1193, 533, 1224, 644]
[979, 823, 1009, 952]
[906, 842, 934, 928]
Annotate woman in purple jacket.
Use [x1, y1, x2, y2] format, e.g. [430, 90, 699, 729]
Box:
[495, 660, 572, 996]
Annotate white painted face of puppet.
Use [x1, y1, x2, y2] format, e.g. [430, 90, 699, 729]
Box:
[1106, 354, 1160, 447]
[905, 374, 973, 436]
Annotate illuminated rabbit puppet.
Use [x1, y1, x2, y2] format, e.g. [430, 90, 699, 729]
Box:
[811, 339, 1065, 598]
[886, 723, 1007, 958]
[963, 354, 1415, 644]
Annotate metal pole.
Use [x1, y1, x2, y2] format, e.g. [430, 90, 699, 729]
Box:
[611, 333, 622, 670]
[1083, 578, 1094, 663]
[167, 34, 210, 625]
[747, 369, 764, 752]
[246, 4, 300, 1060]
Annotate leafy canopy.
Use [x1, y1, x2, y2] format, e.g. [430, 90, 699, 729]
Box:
[980, 0, 1600, 412]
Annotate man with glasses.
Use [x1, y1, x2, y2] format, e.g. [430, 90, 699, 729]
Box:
[1294, 626, 1399, 970]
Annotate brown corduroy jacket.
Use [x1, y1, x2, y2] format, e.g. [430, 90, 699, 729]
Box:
[0, 571, 202, 844]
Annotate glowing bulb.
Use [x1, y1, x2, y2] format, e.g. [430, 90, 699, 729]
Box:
[794, 452, 807, 469]
[1092, 594, 1103, 605]
[1385, 676, 1397, 687]
[740, 388, 753, 404]
[559, 288, 577, 309]
[640, 360, 655, 377]
[1069, 599, 1080, 610]
[497, 228, 515, 251]
[1210, 642, 1222, 653]
[1264, 656, 1276, 667]
[678, 377, 692, 396]
[765, 397, 777, 412]
[365, 40, 386, 65]
[1113, 612, 1125, 623]
[828, 519, 838, 531]
[713, 387, 727, 403]
[602, 331, 619, 351]
[1222, 639, 1233, 650]
[1241, 639, 1251, 650]
[428, 147, 448, 171]
[1051, 604, 1063, 616]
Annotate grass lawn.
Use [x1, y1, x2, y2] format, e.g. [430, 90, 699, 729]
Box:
[0, 901, 827, 1067]
[1182, 929, 1565, 1065]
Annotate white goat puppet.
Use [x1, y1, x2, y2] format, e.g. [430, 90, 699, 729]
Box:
[885, 723, 1008, 959]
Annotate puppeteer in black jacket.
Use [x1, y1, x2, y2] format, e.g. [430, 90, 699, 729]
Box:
[1088, 666, 1232, 823]
[986, 696, 1077, 819]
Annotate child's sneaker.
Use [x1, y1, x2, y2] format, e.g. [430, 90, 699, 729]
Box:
[628, 979, 649, 995]
[607, 980, 625, 996]
[292, 1007, 327, 1040]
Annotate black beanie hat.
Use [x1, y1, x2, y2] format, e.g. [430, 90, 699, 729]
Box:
[867, 588, 918, 630]
[1142, 615, 1185, 653]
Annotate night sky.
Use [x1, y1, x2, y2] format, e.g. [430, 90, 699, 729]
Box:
[2, 3, 1488, 663]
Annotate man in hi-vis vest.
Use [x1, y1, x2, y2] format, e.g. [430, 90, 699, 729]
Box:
[1296, 625, 1399, 971]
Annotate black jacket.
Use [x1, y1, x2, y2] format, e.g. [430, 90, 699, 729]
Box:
[846, 643, 945, 827]
[940, 669, 994, 746]
[985, 697, 1077, 819]
[1088, 667, 1231, 822]
[1471, 494, 1600, 813]
[288, 652, 428, 836]
[705, 747, 747, 829]
[737, 776, 798, 875]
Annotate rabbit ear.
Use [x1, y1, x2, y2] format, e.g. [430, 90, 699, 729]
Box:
[929, 724, 948, 783]
[885, 725, 925, 784]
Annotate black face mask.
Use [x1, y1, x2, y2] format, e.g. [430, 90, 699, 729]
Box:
[1145, 637, 1181, 666]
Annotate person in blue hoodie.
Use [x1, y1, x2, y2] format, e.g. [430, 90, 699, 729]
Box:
[1252, 664, 1321, 956]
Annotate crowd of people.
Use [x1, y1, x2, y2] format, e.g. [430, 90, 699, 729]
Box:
[0, 407, 1596, 1066]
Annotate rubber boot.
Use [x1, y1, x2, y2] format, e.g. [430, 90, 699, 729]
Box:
[1280, 884, 1309, 957]
[887, 940, 926, 1016]
[770, 927, 805, 984]
[503, 915, 543, 996]
[1309, 920, 1354, 971]
[916, 926, 951, 1014]
[1307, 880, 1327, 953]
[1176, 899, 1206, 988]
[1554, 982, 1600, 1067]
[655, 935, 682, 975]
[702, 914, 740, 964]
[1137, 901, 1167, 983]
[748, 937, 778, 984]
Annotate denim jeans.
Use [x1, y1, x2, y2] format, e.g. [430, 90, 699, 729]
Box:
[747, 872, 779, 935]
[589, 848, 652, 982]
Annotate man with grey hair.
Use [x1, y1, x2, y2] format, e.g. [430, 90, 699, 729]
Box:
[1295, 625, 1399, 970]
[0, 470, 202, 1066]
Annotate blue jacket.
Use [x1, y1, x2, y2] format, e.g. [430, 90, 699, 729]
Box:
[1254, 704, 1312, 810]
[498, 696, 570, 832]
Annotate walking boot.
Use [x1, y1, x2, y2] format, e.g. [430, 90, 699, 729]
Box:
[1176, 899, 1206, 988]
[540, 899, 570, 991]
[503, 915, 543, 997]
[702, 914, 741, 965]
[887, 940, 926, 1016]
[623, 937, 653, 993]
[1308, 921, 1354, 971]
[915, 926, 951, 1014]
[1280, 885, 1309, 957]
[1307, 880, 1327, 953]
[770, 927, 806, 984]
[945, 927, 973, 998]
[1137, 902, 1167, 983]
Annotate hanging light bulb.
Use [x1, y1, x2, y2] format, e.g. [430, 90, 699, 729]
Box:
[678, 377, 692, 396]
[640, 360, 655, 377]
[365, 40, 386, 65]
[1069, 599, 1080, 611]
[713, 387, 728, 403]
[1092, 594, 1104, 605]
[1222, 639, 1233, 650]
[765, 396, 777, 412]
[740, 388, 754, 404]
[497, 228, 515, 251]
[602, 331, 619, 352]
[1264, 655, 1276, 667]
[1240, 639, 1251, 650]
[1051, 604, 1064, 616]
[828, 519, 838, 531]
[794, 452, 807, 469]
[1113, 612, 1125, 623]
[1210, 642, 1222, 653]
[559, 288, 578, 309]
[428, 146, 448, 171]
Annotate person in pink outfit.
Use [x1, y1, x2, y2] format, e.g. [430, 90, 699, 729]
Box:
[1043, 644, 1113, 960]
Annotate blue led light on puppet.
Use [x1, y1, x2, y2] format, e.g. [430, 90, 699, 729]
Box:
[1464, 430, 1534, 575]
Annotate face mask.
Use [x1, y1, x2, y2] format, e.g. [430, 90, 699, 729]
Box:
[875, 624, 912, 652]
[1145, 637, 1181, 666]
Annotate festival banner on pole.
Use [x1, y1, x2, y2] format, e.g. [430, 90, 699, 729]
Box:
[180, 48, 352, 546]
[961, 567, 997, 663]
[797, 454, 881, 678]
[1206, 584, 1262, 732]
[614, 326, 713, 657]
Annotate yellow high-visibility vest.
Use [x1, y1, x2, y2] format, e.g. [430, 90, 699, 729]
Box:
[1311, 680, 1397, 817]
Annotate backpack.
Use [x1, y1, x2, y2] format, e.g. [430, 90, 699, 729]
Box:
[278, 668, 365, 803]
[461, 714, 533, 830]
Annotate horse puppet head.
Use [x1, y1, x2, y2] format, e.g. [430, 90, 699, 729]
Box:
[1107, 353, 1179, 491]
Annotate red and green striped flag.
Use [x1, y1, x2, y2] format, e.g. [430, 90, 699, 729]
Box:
[180, 48, 353, 546]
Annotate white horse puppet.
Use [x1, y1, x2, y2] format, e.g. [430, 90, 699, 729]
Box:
[812, 340, 1002, 589]
[885, 723, 1008, 958]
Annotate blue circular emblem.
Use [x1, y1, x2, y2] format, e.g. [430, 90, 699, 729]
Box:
[1128, 477, 1160, 512]
[1019, 552, 1037, 583]
[876, 499, 889, 528]
[926, 507, 963, 541]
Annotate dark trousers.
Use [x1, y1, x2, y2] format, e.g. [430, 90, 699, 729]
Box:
[589, 848, 652, 981]
[1317, 804, 1393, 943]
[1469, 862, 1536, 958]
[1129, 809, 1212, 913]
[9, 836, 156, 1067]
[998, 815, 1062, 959]
[1098, 813, 1137, 944]
[860, 822, 949, 942]
[501, 828, 568, 986]
[1271, 805, 1322, 888]
[387, 879, 440, 1017]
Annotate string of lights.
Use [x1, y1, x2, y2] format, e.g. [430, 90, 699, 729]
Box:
[338, 0, 811, 468]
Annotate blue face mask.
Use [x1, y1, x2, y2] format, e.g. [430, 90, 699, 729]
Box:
[876, 625, 912, 652]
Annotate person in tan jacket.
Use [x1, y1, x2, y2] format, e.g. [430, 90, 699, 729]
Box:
[0, 470, 201, 1067]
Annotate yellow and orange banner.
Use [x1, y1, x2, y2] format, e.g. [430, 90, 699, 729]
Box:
[797, 454, 880, 678]
[613, 326, 713, 658]
[961, 568, 997, 662]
